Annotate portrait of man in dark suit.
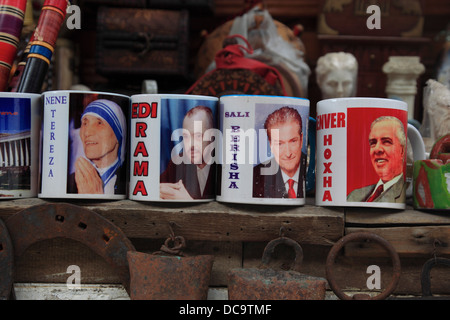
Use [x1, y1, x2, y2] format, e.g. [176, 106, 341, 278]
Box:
[253, 106, 306, 199]
[160, 105, 215, 200]
[347, 116, 406, 203]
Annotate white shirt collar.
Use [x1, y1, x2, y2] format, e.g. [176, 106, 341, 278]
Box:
[281, 166, 300, 193]
[197, 164, 210, 195]
[373, 173, 403, 194]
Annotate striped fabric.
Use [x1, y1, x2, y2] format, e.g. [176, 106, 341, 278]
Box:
[26, 0, 68, 66]
[0, 0, 27, 91]
[17, 0, 69, 92]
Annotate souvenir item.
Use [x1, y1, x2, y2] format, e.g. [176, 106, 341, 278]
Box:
[193, 7, 309, 98]
[382, 56, 425, 119]
[316, 52, 358, 99]
[186, 35, 287, 97]
[17, 0, 69, 93]
[413, 134, 450, 210]
[129, 94, 218, 202]
[0, 0, 27, 91]
[39, 90, 130, 199]
[316, 97, 426, 209]
[217, 95, 314, 206]
[0, 92, 40, 198]
[421, 79, 450, 143]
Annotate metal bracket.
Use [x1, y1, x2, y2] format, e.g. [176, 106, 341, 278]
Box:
[421, 257, 450, 298]
[5, 203, 135, 294]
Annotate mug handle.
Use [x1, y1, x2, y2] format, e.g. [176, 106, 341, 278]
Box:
[406, 123, 426, 196]
[306, 117, 316, 194]
[407, 123, 426, 161]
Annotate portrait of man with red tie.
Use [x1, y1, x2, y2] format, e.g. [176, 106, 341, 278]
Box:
[347, 116, 406, 203]
[253, 106, 307, 199]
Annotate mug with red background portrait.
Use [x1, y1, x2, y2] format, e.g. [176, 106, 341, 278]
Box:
[316, 97, 426, 209]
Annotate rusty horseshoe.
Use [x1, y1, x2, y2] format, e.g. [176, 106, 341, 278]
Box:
[5, 203, 135, 294]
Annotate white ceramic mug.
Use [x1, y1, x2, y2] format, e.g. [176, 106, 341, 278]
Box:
[0, 92, 41, 199]
[315, 97, 426, 209]
[39, 90, 130, 199]
[217, 95, 314, 205]
[129, 94, 219, 202]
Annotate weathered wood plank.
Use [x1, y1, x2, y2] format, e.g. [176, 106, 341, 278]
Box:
[0, 198, 344, 246]
[346, 206, 450, 226]
[13, 283, 130, 300]
[345, 226, 450, 257]
[13, 283, 229, 300]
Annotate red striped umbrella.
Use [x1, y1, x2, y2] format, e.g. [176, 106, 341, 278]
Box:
[0, 0, 27, 91]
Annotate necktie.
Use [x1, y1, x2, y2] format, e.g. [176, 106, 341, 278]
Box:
[366, 184, 384, 202]
[288, 179, 296, 198]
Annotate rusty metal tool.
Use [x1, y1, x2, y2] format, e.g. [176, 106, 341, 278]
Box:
[127, 225, 214, 300]
[326, 231, 401, 300]
[5, 202, 135, 294]
[420, 256, 450, 299]
[228, 236, 327, 300]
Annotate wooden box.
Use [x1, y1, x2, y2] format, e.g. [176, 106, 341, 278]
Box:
[96, 8, 189, 77]
[318, 0, 424, 37]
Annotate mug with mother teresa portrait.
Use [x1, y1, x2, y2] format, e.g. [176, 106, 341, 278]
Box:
[39, 90, 130, 199]
[316, 97, 426, 209]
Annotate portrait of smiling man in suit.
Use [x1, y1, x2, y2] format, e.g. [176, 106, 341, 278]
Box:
[253, 106, 307, 199]
[347, 116, 406, 203]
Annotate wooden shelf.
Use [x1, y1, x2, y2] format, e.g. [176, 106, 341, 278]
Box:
[0, 197, 344, 246]
[1, 197, 448, 295]
[213, 0, 450, 18]
[0, 197, 448, 252]
[345, 206, 450, 257]
[346, 206, 450, 226]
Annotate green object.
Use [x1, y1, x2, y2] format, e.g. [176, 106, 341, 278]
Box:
[413, 159, 450, 210]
